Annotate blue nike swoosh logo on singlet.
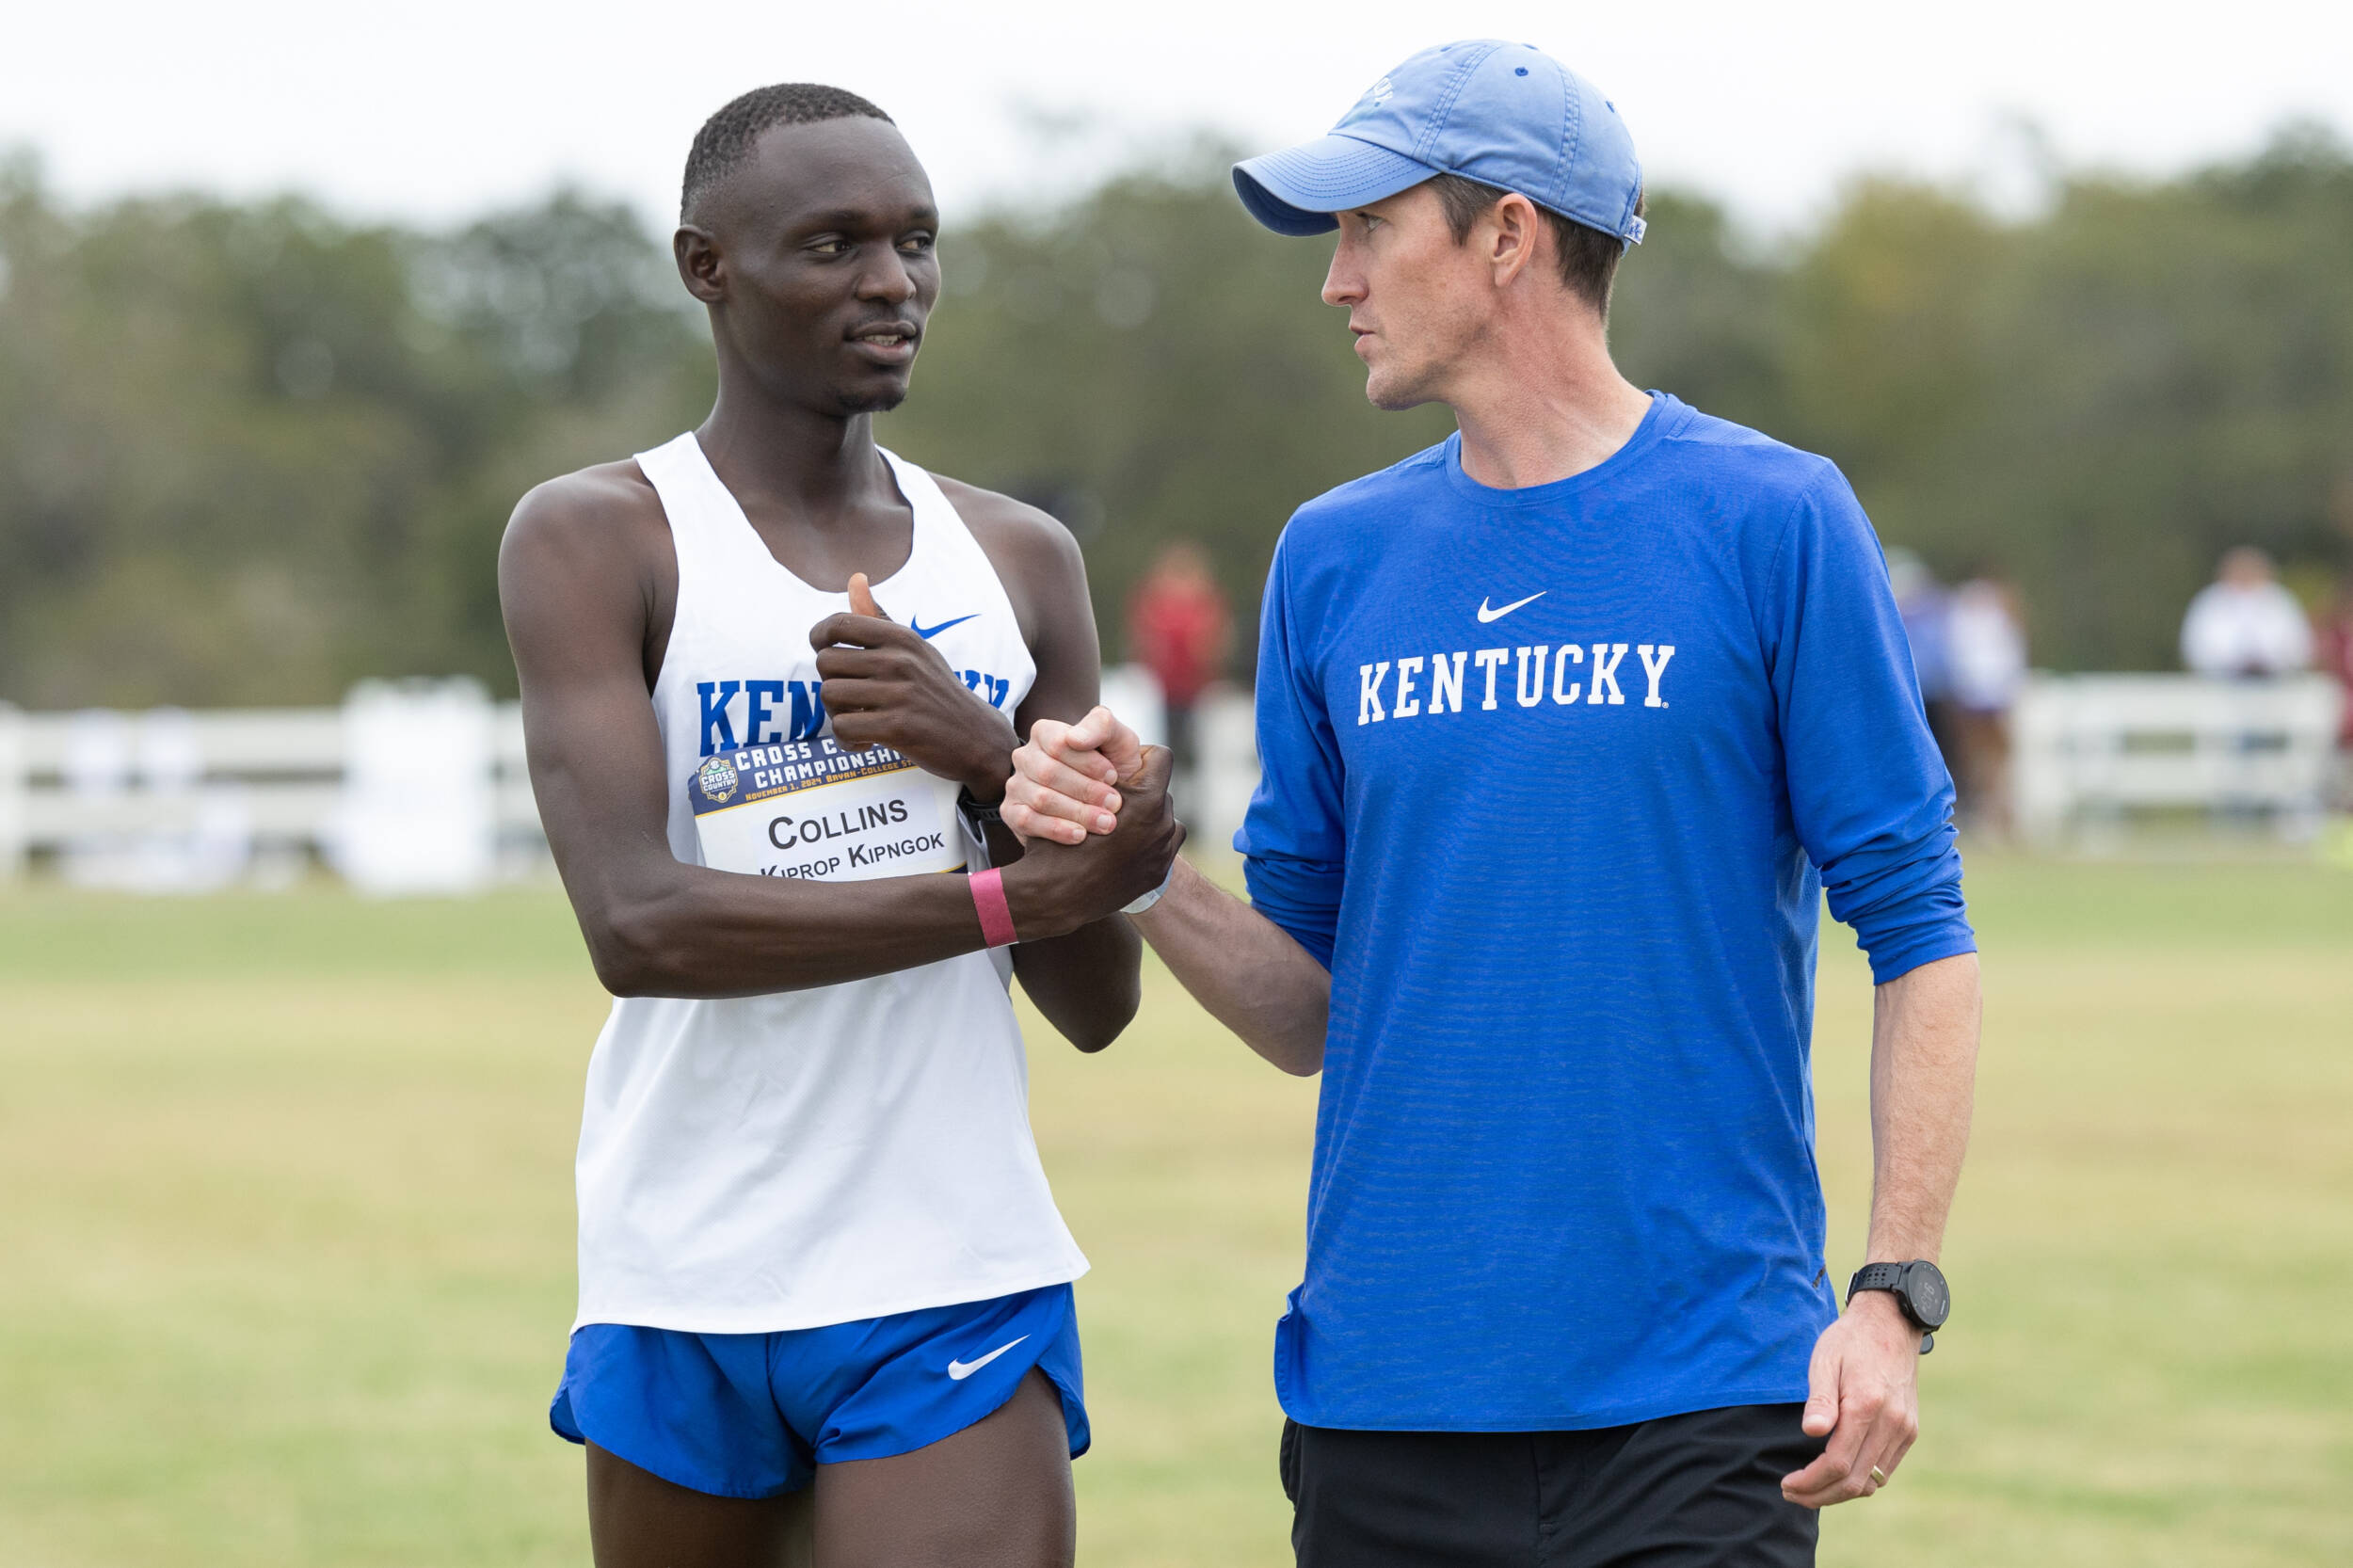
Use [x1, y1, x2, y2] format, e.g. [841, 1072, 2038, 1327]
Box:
[911, 614, 979, 640]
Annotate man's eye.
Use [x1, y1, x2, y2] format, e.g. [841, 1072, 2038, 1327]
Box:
[899, 234, 936, 254]
[808, 239, 849, 256]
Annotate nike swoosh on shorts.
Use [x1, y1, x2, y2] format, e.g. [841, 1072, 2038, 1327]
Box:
[947, 1336, 1030, 1381]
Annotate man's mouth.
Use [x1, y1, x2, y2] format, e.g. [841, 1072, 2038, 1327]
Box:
[848, 322, 921, 361]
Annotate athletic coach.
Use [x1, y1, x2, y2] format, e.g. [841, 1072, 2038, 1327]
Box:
[1003, 40, 1982, 1566]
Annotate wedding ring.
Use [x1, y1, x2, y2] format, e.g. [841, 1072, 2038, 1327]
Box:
[1868, 1465, 1888, 1488]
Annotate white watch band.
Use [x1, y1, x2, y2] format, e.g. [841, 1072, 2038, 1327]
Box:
[1120, 862, 1176, 916]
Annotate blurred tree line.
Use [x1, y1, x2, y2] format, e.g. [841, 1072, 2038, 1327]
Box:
[2, 126, 2348, 706]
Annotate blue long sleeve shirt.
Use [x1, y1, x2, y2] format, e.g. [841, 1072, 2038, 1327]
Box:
[1237, 393, 1975, 1431]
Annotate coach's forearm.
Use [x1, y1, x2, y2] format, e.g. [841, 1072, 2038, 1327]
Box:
[1863, 952, 1980, 1263]
[1131, 857, 1330, 1075]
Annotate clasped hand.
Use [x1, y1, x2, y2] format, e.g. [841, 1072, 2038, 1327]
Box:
[1003, 706, 1144, 846]
[807, 590, 1179, 934]
[1000, 706, 1181, 936]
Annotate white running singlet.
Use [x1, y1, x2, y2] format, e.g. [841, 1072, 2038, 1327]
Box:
[569, 431, 1087, 1335]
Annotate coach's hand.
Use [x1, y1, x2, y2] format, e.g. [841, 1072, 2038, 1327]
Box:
[811, 572, 1019, 800]
[1781, 1289, 1922, 1508]
[1001, 744, 1183, 936]
[1003, 707, 1148, 845]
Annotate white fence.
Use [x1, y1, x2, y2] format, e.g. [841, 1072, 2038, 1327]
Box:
[0, 680, 539, 894]
[2012, 674, 2342, 842]
[0, 673, 1265, 892]
[2, 674, 2335, 888]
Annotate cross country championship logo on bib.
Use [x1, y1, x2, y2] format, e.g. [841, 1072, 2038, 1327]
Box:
[696, 756, 740, 804]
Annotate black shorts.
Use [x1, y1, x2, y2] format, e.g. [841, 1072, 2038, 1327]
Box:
[1279, 1402, 1823, 1568]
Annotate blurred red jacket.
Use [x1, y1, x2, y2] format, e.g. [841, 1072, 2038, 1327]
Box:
[1128, 573, 1230, 709]
[2318, 608, 2353, 746]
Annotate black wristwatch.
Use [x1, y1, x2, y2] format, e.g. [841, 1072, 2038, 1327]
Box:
[957, 788, 1005, 831]
[1846, 1260, 1950, 1354]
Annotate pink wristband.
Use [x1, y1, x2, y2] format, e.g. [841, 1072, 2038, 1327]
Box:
[969, 867, 1018, 949]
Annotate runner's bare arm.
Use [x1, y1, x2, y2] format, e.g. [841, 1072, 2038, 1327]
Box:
[935, 480, 1149, 1052]
[499, 471, 1171, 1000]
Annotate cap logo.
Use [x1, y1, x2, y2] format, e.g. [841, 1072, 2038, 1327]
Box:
[1337, 75, 1394, 127]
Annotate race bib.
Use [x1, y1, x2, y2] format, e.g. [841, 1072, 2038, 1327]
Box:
[689, 738, 968, 883]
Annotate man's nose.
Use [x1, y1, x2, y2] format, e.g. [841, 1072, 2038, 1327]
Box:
[1321, 247, 1362, 310]
[856, 248, 918, 303]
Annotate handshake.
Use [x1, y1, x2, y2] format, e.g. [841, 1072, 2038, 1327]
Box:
[808, 577, 1179, 941]
[995, 708, 1187, 939]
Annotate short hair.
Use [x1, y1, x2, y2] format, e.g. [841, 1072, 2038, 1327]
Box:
[1427, 174, 1644, 317]
[681, 83, 894, 221]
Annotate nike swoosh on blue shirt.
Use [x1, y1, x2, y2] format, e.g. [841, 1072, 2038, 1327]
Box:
[911, 614, 979, 640]
[1476, 592, 1545, 623]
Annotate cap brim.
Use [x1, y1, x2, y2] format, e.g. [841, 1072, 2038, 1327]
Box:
[1232, 134, 1436, 236]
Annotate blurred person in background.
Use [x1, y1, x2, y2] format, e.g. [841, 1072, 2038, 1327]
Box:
[2180, 547, 2313, 678]
[2181, 548, 2317, 832]
[1127, 539, 1232, 776]
[1003, 40, 1978, 1568]
[1886, 549, 1963, 799]
[1944, 574, 2027, 838]
[2316, 572, 2353, 807]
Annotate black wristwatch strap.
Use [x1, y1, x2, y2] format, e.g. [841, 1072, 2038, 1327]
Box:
[958, 790, 1005, 828]
[1846, 1260, 1943, 1354]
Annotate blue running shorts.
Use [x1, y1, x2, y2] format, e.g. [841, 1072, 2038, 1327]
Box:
[550, 1282, 1086, 1499]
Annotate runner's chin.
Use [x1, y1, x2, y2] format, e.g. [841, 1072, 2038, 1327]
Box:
[835, 379, 910, 415]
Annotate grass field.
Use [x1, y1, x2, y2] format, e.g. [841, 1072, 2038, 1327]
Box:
[1, 856, 2348, 1565]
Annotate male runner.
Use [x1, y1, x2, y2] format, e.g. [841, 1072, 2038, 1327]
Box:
[1004, 41, 1982, 1566]
[499, 85, 1176, 1568]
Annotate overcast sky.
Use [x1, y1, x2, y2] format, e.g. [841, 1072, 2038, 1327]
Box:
[7, 0, 2349, 236]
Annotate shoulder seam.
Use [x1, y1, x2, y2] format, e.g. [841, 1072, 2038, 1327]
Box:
[1750, 460, 1851, 660]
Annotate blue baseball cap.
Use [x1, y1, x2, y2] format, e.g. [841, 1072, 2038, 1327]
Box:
[1234, 40, 1645, 247]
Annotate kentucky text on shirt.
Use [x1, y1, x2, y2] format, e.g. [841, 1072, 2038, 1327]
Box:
[1355, 644, 1677, 724]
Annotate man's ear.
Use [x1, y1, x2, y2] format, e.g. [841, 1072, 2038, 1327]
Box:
[1487, 194, 1544, 289]
[674, 225, 726, 306]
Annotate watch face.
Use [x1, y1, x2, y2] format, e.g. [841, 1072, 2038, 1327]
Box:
[1904, 1261, 1951, 1330]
